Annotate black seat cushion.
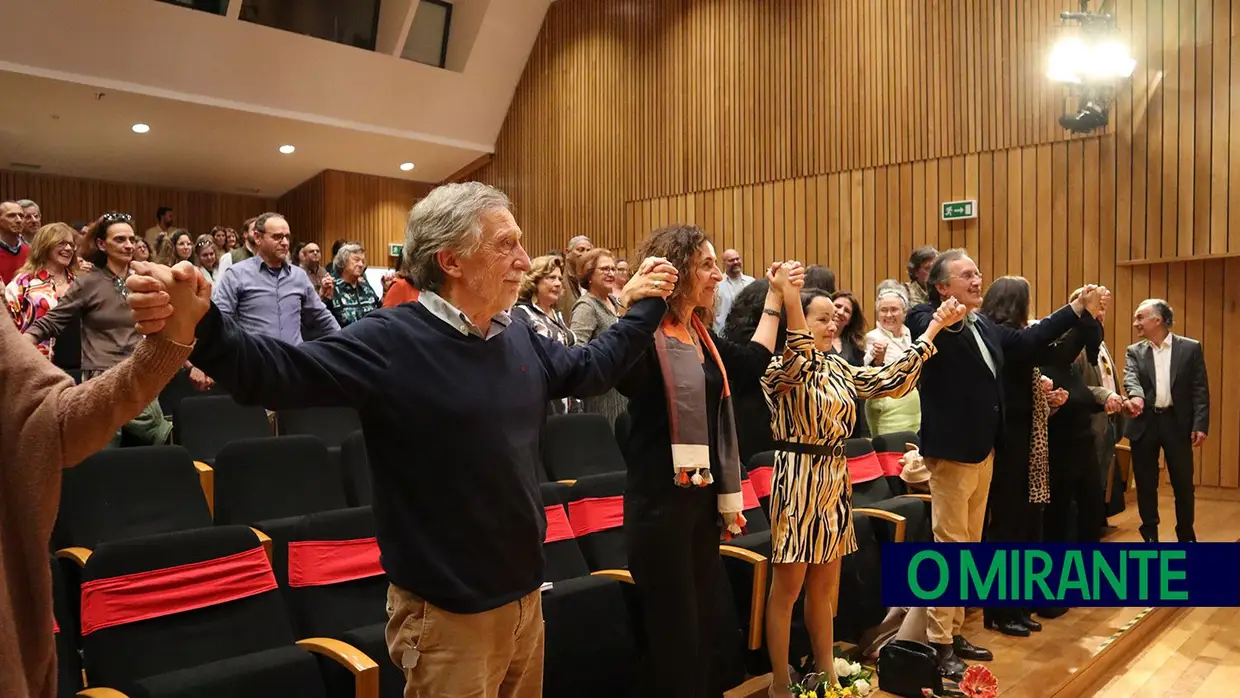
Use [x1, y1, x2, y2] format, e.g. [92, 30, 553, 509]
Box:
[543, 414, 626, 480]
[53, 446, 212, 551]
[212, 436, 348, 525]
[174, 395, 271, 462]
[130, 645, 326, 698]
[543, 575, 638, 698]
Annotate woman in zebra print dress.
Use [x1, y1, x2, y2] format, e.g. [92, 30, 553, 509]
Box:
[761, 286, 966, 696]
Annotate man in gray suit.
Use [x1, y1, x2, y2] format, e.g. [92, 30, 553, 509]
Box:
[1122, 299, 1210, 543]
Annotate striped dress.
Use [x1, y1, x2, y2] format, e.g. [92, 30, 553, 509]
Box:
[761, 328, 935, 564]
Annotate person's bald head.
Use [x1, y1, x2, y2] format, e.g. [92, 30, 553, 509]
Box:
[722, 248, 743, 277]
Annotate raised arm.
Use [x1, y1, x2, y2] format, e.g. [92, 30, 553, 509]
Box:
[2, 297, 193, 469]
[848, 339, 937, 400]
[543, 297, 667, 399]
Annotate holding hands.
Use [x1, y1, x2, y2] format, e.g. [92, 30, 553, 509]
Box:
[767, 261, 806, 298]
[620, 256, 679, 306]
[125, 261, 212, 345]
[929, 297, 968, 329]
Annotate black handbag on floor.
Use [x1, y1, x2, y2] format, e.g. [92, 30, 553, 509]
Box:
[878, 639, 944, 697]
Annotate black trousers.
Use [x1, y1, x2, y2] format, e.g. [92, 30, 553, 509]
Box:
[984, 431, 1043, 625]
[1044, 425, 1104, 543]
[1130, 410, 1196, 542]
[626, 487, 721, 698]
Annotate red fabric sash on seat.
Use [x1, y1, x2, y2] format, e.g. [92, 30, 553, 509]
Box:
[288, 537, 383, 588]
[544, 505, 575, 544]
[80, 546, 276, 636]
[748, 466, 774, 500]
[876, 452, 905, 477]
[741, 480, 760, 512]
[52, 617, 59, 634]
[567, 495, 625, 536]
[848, 452, 884, 484]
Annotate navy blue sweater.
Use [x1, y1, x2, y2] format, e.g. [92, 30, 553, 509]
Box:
[189, 297, 667, 613]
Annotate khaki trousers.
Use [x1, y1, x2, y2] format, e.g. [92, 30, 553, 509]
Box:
[385, 584, 544, 698]
[924, 452, 994, 644]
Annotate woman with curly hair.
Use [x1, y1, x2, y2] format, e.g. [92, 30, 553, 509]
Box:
[616, 223, 803, 697]
[5, 223, 81, 360]
[512, 255, 578, 414]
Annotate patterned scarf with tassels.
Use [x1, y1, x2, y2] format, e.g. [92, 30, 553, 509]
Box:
[1029, 368, 1051, 504]
[653, 313, 747, 539]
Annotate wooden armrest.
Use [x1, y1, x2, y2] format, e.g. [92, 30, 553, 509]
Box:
[898, 493, 932, 503]
[1116, 442, 1131, 453]
[297, 638, 379, 698]
[193, 461, 214, 518]
[854, 507, 908, 543]
[56, 547, 92, 567]
[591, 569, 635, 584]
[557, 479, 577, 486]
[77, 689, 130, 697]
[720, 544, 769, 650]
[250, 528, 272, 563]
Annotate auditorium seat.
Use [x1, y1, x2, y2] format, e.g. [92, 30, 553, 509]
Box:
[746, 451, 775, 515]
[339, 431, 372, 507]
[51, 556, 82, 698]
[276, 407, 363, 449]
[542, 414, 626, 481]
[871, 431, 921, 495]
[539, 484, 640, 697]
[158, 368, 220, 423]
[174, 395, 271, 463]
[264, 507, 401, 698]
[846, 439, 930, 543]
[613, 411, 632, 464]
[77, 526, 377, 698]
[52, 446, 213, 562]
[211, 436, 348, 526]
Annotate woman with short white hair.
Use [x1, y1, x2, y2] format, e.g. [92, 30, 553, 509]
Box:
[327, 243, 380, 327]
[862, 282, 921, 434]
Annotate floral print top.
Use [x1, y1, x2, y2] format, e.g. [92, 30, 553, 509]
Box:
[5, 268, 74, 359]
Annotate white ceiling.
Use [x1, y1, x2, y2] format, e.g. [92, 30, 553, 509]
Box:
[0, 70, 477, 196]
[0, 0, 554, 196]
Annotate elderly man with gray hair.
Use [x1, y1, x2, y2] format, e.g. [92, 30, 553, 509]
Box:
[15, 198, 40, 237]
[124, 181, 679, 698]
[326, 242, 380, 327]
[556, 234, 594, 317]
[1123, 298, 1209, 543]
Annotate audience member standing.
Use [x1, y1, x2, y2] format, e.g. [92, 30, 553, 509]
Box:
[712, 248, 754, 332]
[157, 229, 194, 267]
[299, 241, 334, 302]
[803, 264, 837, 294]
[127, 182, 677, 698]
[0, 201, 30, 284]
[1069, 288, 1127, 522]
[132, 239, 151, 263]
[555, 235, 594, 317]
[143, 206, 175, 248]
[512, 255, 579, 415]
[211, 213, 339, 344]
[903, 246, 937, 306]
[863, 284, 921, 435]
[328, 243, 380, 328]
[908, 248, 1101, 680]
[25, 212, 174, 445]
[193, 235, 221, 284]
[570, 247, 628, 425]
[17, 199, 40, 238]
[1123, 299, 1209, 543]
[830, 290, 870, 438]
[5, 223, 79, 360]
[217, 217, 258, 277]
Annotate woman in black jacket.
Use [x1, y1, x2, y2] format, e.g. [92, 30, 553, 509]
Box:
[1040, 346, 1106, 544]
[978, 277, 1099, 635]
[617, 224, 802, 698]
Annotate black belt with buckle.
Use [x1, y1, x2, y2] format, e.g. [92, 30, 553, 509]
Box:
[774, 440, 845, 458]
[1153, 405, 1174, 414]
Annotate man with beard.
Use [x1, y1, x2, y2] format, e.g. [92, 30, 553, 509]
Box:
[712, 248, 754, 332]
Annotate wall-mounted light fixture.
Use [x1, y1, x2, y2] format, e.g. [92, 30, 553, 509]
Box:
[1047, 0, 1135, 134]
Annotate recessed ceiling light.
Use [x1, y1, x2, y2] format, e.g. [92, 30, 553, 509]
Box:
[131, 123, 150, 134]
[279, 145, 296, 154]
[399, 162, 415, 171]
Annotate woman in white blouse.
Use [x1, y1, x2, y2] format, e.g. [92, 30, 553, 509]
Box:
[862, 282, 921, 434]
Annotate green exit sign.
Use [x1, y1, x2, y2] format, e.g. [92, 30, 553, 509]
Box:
[941, 200, 977, 221]
[388, 243, 403, 257]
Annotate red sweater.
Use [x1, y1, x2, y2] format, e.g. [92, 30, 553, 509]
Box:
[0, 242, 28, 286]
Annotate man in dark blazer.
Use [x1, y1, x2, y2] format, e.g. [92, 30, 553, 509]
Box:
[907, 248, 1103, 680]
[1122, 299, 1209, 543]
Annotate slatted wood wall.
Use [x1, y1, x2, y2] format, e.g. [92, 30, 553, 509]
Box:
[479, 0, 1240, 488]
[0, 169, 274, 233]
[278, 170, 435, 268]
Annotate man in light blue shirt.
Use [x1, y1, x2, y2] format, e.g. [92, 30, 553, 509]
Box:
[211, 212, 339, 345]
[713, 248, 754, 332]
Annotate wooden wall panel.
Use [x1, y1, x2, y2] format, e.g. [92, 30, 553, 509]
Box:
[277, 170, 435, 268]
[0, 169, 273, 233]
